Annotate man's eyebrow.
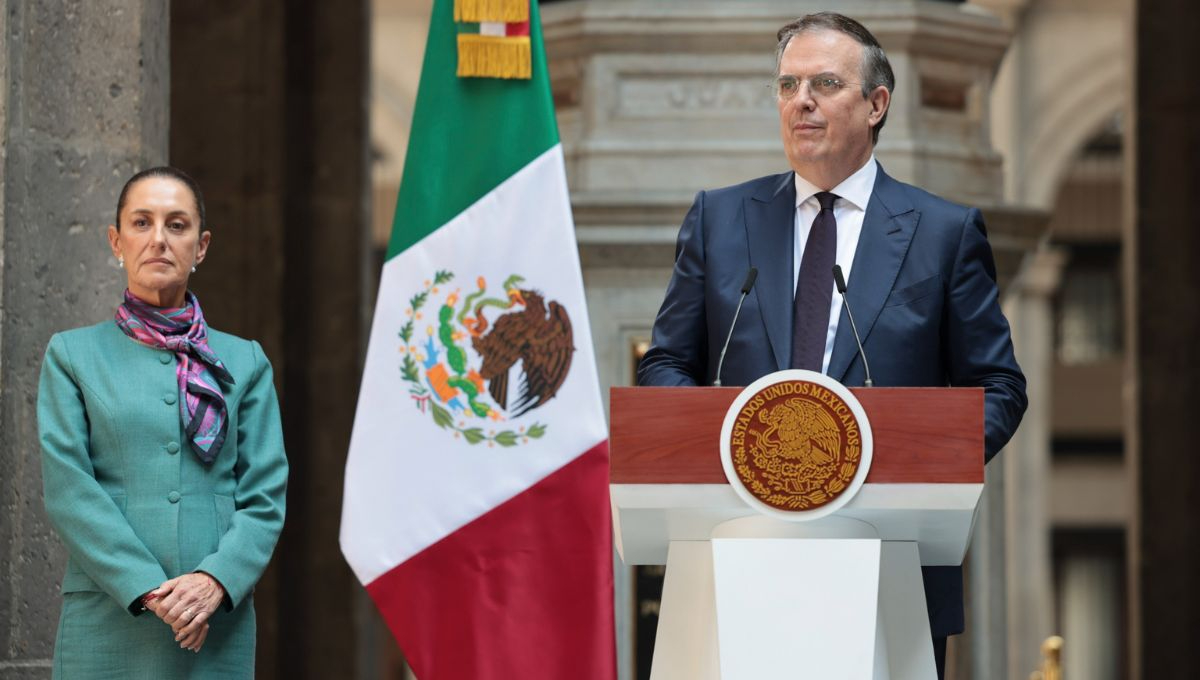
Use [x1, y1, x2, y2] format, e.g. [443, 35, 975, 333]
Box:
[780, 70, 845, 78]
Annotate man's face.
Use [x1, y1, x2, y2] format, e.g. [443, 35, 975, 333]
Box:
[776, 29, 887, 184]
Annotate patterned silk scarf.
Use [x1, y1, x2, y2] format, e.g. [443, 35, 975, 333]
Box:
[114, 290, 235, 464]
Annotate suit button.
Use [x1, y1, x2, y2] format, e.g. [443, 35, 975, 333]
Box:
[164, 394, 177, 405]
[159, 353, 172, 365]
[165, 442, 180, 455]
[167, 491, 181, 504]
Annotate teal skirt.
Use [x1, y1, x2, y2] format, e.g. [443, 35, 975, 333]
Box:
[53, 591, 255, 679]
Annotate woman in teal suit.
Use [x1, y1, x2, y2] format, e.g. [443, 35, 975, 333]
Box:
[38, 166, 288, 678]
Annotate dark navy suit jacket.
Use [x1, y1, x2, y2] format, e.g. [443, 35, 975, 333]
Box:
[637, 164, 1027, 637]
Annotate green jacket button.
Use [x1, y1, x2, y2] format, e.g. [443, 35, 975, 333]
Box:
[166, 442, 180, 455]
[167, 491, 181, 504]
[159, 353, 172, 365]
[164, 394, 177, 406]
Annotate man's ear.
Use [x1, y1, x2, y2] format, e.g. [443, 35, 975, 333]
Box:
[868, 85, 890, 127]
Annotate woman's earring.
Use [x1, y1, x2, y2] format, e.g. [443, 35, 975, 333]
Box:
[191, 265, 197, 273]
[118, 255, 124, 268]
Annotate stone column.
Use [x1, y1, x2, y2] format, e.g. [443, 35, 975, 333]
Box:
[1133, 1, 1200, 677]
[959, 456, 1008, 680]
[0, 2, 169, 678]
[956, 243, 1059, 676]
[1003, 248, 1063, 679]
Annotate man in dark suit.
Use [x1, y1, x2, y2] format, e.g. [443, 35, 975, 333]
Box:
[637, 12, 1027, 679]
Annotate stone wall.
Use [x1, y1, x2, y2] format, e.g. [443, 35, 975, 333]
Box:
[0, 2, 169, 677]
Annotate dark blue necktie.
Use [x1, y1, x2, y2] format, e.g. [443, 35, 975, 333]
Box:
[791, 191, 838, 371]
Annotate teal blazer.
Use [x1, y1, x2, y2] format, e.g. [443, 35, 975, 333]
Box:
[39, 320, 288, 678]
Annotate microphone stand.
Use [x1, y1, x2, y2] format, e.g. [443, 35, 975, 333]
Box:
[833, 265, 873, 387]
[714, 267, 758, 386]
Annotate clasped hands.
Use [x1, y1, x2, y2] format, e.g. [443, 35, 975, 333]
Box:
[144, 572, 226, 652]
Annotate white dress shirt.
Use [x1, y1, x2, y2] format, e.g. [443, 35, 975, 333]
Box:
[792, 156, 877, 374]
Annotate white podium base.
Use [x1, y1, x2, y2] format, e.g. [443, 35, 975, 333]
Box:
[649, 542, 721, 680]
[651, 519, 936, 680]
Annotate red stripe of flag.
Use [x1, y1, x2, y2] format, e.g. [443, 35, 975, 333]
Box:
[365, 442, 616, 679]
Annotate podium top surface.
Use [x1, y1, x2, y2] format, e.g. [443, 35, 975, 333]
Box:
[610, 386, 983, 485]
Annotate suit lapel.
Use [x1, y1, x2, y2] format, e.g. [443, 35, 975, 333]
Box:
[828, 166, 919, 382]
[744, 172, 796, 373]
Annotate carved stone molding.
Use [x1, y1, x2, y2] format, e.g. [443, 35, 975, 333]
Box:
[545, 0, 1012, 206]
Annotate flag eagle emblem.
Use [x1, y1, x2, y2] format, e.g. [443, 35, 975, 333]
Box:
[399, 270, 575, 446]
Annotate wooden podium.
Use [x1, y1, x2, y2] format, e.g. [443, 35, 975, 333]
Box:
[610, 386, 985, 680]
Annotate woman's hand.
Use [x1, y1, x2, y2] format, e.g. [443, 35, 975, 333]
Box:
[176, 621, 210, 653]
[144, 594, 210, 652]
[148, 572, 226, 650]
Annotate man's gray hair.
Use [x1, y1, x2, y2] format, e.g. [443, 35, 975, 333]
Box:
[775, 12, 895, 144]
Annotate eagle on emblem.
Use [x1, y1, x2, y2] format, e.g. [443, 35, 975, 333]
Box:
[466, 280, 575, 417]
[754, 398, 843, 493]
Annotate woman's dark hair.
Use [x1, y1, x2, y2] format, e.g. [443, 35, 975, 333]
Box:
[114, 166, 207, 231]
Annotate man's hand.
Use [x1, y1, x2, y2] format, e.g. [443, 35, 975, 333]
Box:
[148, 572, 226, 651]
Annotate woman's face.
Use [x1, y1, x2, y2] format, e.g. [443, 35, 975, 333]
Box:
[107, 176, 210, 307]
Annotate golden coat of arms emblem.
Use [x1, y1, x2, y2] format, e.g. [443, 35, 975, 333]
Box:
[721, 371, 873, 518]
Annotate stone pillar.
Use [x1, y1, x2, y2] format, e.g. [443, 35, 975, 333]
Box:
[956, 241, 1059, 676]
[0, 2, 169, 677]
[169, 1, 371, 678]
[959, 456, 1007, 680]
[1003, 248, 1063, 679]
[1133, 1, 1200, 677]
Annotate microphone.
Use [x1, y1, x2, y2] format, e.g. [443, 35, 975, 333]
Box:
[833, 265, 873, 387]
[714, 267, 758, 386]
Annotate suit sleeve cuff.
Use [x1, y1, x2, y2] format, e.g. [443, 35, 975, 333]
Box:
[115, 568, 169, 617]
[192, 559, 246, 610]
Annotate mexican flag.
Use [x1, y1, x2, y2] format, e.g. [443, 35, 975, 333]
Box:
[339, 1, 615, 678]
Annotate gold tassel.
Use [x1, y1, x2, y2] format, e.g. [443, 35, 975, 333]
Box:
[457, 35, 531, 80]
[454, 0, 528, 24]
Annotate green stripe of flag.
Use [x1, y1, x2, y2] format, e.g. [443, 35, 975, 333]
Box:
[388, 0, 558, 259]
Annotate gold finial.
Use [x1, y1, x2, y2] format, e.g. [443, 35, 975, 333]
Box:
[1033, 635, 1064, 680]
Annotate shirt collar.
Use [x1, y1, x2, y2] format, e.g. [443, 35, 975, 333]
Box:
[793, 155, 877, 211]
